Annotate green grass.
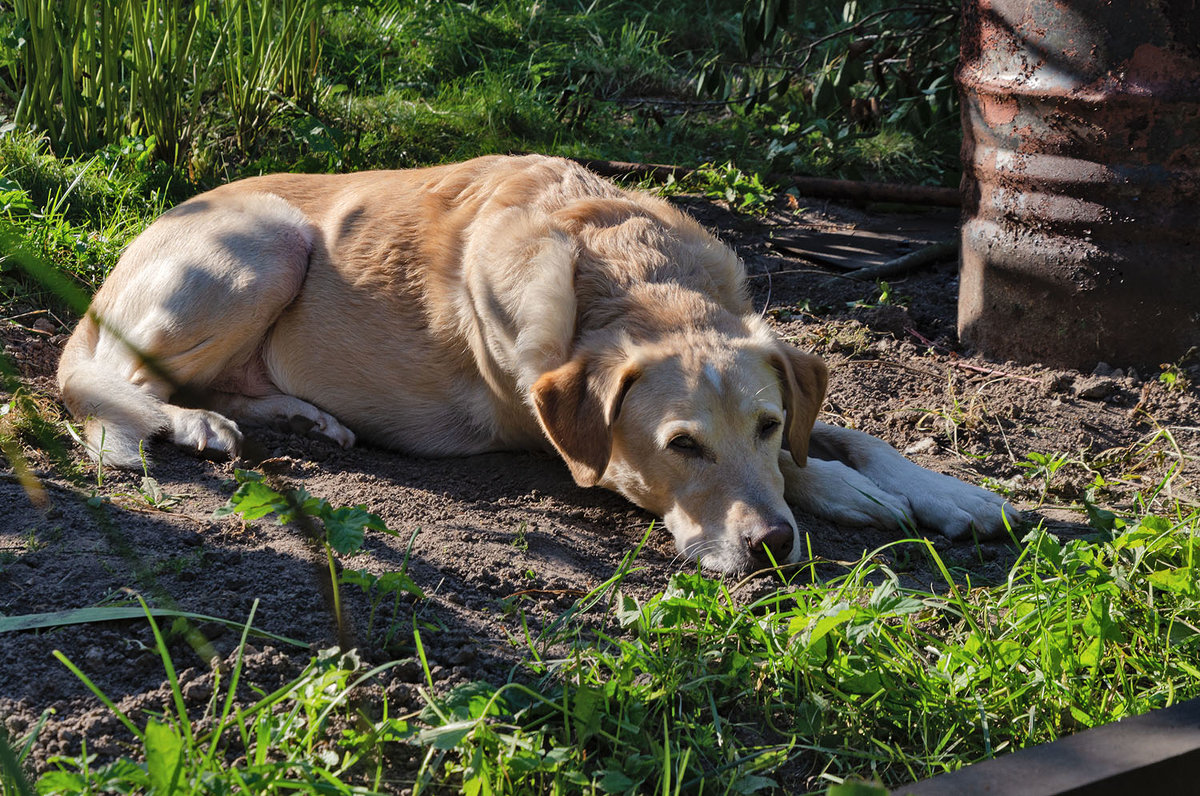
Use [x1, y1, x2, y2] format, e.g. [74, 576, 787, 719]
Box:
[10, 483, 1200, 794]
[0, 130, 171, 310]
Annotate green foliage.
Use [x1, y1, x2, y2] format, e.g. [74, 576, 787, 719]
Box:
[1, 0, 947, 187]
[214, 469, 421, 656]
[0, 710, 43, 796]
[37, 601, 386, 795]
[13, 483, 1200, 792]
[218, 0, 324, 152]
[2, 0, 322, 164]
[847, 280, 908, 309]
[1017, 451, 1072, 506]
[0, 128, 171, 304]
[698, 0, 961, 183]
[688, 162, 779, 214]
[402, 499, 1200, 792]
[215, 468, 396, 554]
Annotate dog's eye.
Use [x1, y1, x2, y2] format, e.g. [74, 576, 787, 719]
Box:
[668, 434, 701, 455]
[758, 418, 782, 439]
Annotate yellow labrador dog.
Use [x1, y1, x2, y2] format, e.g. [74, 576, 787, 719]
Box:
[58, 155, 1013, 573]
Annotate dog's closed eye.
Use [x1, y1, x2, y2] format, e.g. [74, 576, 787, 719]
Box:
[668, 434, 704, 456]
[758, 417, 782, 440]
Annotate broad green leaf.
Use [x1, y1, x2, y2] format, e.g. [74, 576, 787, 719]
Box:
[598, 768, 635, 792]
[805, 604, 856, 648]
[571, 685, 604, 744]
[376, 570, 425, 599]
[1084, 500, 1122, 535]
[323, 506, 387, 553]
[0, 607, 306, 647]
[213, 480, 288, 521]
[1082, 595, 1125, 643]
[339, 568, 377, 590]
[417, 721, 473, 750]
[1079, 635, 1103, 668]
[144, 719, 184, 794]
[1147, 568, 1197, 596]
[35, 771, 88, 794]
[838, 668, 883, 695]
[733, 774, 778, 793]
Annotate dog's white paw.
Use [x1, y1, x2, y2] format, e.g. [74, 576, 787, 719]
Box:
[170, 408, 244, 457]
[783, 457, 912, 530]
[288, 407, 356, 448]
[310, 411, 356, 448]
[902, 468, 1017, 540]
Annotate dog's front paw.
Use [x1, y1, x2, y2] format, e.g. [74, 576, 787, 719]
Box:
[783, 456, 912, 530]
[904, 469, 1017, 540]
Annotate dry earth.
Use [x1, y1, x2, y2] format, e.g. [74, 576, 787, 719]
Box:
[2, 191, 1197, 788]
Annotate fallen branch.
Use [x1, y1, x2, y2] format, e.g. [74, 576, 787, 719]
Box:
[846, 240, 958, 282]
[951, 361, 1041, 385]
[905, 328, 1042, 384]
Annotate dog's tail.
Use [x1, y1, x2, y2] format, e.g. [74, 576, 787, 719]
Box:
[57, 313, 168, 469]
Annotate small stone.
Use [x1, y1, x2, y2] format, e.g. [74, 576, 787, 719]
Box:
[904, 437, 939, 456]
[182, 679, 213, 703]
[1092, 361, 1114, 377]
[1074, 376, 1117, 400]
[1038, 372, 1071, 395]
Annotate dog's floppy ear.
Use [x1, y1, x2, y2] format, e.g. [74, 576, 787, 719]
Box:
[772, 344, 828, 466]
[531, 357, 640, 487]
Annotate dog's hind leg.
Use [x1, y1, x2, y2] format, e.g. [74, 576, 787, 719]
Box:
[208, 393, 356, 448]
[58, 191, 315, 468]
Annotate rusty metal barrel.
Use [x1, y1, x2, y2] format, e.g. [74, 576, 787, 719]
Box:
[957, 0, 1200, 370]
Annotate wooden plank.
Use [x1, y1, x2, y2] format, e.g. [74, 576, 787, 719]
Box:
[768, 230, 911, 270]
[895, 697, 1200, 796]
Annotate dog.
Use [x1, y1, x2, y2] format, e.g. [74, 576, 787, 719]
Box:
[57, 155, 1014, 573]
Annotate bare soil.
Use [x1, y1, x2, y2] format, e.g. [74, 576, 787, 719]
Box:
[2, 193, 1198, 787]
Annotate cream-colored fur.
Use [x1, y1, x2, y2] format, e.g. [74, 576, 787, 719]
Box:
[58, 155, 1014, 573]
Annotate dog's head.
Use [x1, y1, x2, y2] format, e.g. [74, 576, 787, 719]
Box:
[531, 322, 827, 573]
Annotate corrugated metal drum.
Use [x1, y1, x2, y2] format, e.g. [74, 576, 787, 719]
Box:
[957, 0, 1200, 370]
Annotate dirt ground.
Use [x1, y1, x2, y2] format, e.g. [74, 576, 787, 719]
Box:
[2, 191, 1198, 787]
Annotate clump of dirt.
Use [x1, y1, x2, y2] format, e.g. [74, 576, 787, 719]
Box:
[2, 195, 1197, 783]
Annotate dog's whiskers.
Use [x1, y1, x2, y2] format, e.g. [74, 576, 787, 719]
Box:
[758, 267, 774, 318]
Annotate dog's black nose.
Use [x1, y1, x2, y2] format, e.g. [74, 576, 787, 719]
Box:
[747, 519, 794, 565]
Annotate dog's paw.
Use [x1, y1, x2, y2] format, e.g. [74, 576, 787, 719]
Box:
[311, 411, 356, 448]
[169, 408, 244, 458]
[783, 457, 913, 530]
[901, 468, 1017, 540]
[288, 408, 356, 448]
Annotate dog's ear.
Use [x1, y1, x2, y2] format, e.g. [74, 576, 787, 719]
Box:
[531, 357, 640, 487]
[772, 344, 828, 466]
